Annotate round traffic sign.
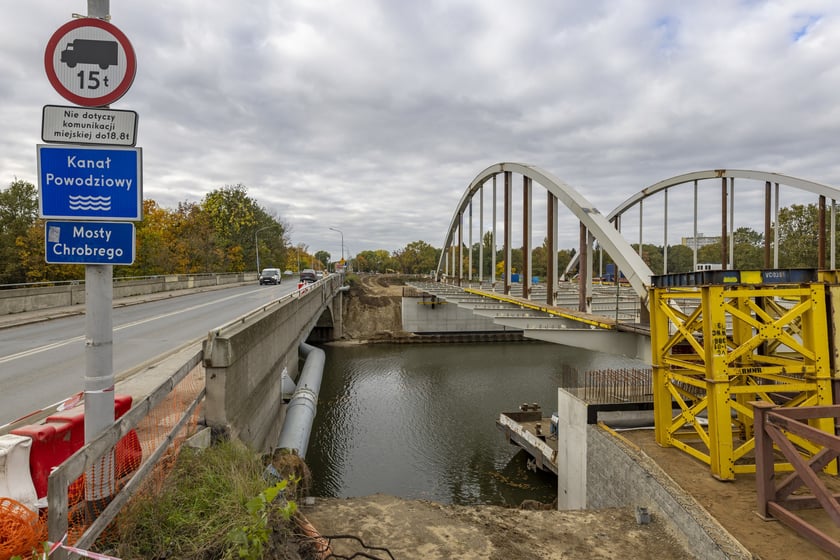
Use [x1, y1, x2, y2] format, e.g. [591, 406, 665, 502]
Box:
[44, 18, 136, 107]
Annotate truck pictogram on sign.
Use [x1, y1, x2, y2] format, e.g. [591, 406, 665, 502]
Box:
[61, 39, 118, 69]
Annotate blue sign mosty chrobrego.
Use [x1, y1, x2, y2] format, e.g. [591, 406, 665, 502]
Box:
[38, 144, 142, 221]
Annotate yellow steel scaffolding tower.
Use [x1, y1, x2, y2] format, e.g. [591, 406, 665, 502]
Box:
[649, 269, 835, 480]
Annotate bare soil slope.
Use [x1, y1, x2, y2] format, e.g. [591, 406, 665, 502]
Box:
[302, 494, 694, 560]
[340, 274, 410, 340]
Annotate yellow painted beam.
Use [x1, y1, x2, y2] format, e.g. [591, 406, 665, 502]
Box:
[463, 288, 616, 329]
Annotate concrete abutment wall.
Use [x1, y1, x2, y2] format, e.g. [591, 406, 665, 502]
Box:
[401, 295, 515, 333]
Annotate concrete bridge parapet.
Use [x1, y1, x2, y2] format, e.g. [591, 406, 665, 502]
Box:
[202, 276, 342, 452]
[0, 273, 254, 316]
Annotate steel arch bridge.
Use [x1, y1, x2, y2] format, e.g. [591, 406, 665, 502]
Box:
[437, 163, 840, 315]
[563, 169, 840, 280]
[430, 163, 840, 486]
[435, 162, 654, 306]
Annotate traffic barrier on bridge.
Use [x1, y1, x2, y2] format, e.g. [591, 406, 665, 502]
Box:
[10, 394, 141, 499]
[0, 434, 38, 512]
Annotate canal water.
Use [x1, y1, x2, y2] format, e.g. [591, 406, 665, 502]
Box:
[306, 341, 644, 506]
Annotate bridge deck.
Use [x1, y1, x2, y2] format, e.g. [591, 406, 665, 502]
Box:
[409, 280, 647, 331]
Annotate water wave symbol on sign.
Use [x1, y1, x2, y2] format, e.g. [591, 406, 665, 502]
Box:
[68, 194, 111, 211]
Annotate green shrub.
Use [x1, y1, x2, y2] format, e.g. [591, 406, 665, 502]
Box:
[227, 479, 297, 559]
[110, 440, 295, 559]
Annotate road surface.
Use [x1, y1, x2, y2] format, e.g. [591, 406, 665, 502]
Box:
[0, 281, 297, 426]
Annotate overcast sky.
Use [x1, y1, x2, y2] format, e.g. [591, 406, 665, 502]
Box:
[3, 1, 840, 260]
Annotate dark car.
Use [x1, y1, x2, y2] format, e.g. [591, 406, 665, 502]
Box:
[259, 268, 281, 285]
[299, 269, 318, 283]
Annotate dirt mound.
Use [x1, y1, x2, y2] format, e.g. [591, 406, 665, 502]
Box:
[340, 274, 413, 341]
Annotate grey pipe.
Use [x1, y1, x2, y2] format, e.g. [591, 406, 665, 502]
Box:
[276, 342, 325, 458]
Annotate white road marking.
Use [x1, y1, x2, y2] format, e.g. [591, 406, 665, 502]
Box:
[0, 289, 262, 365]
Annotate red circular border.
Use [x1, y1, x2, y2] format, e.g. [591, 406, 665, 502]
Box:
[44, 18, 137, 107]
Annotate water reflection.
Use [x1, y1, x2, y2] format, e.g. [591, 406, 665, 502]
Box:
[306, 341, 643, 506]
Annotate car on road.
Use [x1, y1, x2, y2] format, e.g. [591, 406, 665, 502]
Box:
[299, 269, 318, 283]
[259, 268, 281, 285]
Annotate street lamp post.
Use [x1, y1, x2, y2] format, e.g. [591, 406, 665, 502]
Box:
[329, 227, 344, 269]
[255, 225, 279, 274]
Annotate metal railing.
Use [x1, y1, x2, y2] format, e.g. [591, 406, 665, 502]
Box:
[47, 346, 205, 558]
[0, 272, 252, 291]
[753, 401, 840, 557]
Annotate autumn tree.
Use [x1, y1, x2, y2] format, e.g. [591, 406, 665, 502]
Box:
[171, 201, 220, 273]
[394, 240, 439, 274]
[290, 244, 311, 272]
[694, 227, 764, 269]
[355, 250, 393, 273]
[0, 179, 293, 281]
[0, 179, 38, 283]
[531, 241, 547, 278]
[479, 231, 495, 276]
[127, 199, 177, 276]
[314, 250, 330, 270]
[201, 184, 287, 272]
[777, 204, 823, 268]
[557, 249, 576, 278]
[634, 244, 664, 275]
[664, 244, 694, 273]
[16, 221, 85, 282]
[732, 227, 764, 269]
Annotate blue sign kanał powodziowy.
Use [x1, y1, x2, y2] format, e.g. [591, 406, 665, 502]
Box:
[45, 220, 135, 265]
[37, 144, 142, 220]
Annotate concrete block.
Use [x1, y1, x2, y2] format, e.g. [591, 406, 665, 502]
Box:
[557, 388, 587, 509]
[185, 427, 212, 450]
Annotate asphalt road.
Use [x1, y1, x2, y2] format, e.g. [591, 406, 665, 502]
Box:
[0, 280, 298, 426]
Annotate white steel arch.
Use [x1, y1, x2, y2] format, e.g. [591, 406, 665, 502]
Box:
[563, 169, 840, 278]
[608, 169, 840, 220]
[436, 162, 654, 301]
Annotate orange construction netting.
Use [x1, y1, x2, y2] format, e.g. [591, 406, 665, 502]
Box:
[0, 498, 46, 560]
[2, 361, 204, 559]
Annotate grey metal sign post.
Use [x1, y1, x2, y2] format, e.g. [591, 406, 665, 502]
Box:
[84, 0, 115, 519]
[41, 0, 141, 520]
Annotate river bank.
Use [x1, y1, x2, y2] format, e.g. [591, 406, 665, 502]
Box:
[301, 494, 693, 559]
[289, 274, 696, 559]
[316, 274, 836, 559]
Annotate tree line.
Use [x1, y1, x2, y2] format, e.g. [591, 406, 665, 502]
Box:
[0, 180, 442, 284]
[0, 177, 832, 284]
[0, 180, 293, 284]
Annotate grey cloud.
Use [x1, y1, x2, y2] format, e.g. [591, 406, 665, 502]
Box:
[5, 1, 840, 254]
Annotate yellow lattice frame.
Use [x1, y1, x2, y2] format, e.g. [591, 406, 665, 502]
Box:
[650, 282, 834, 480]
